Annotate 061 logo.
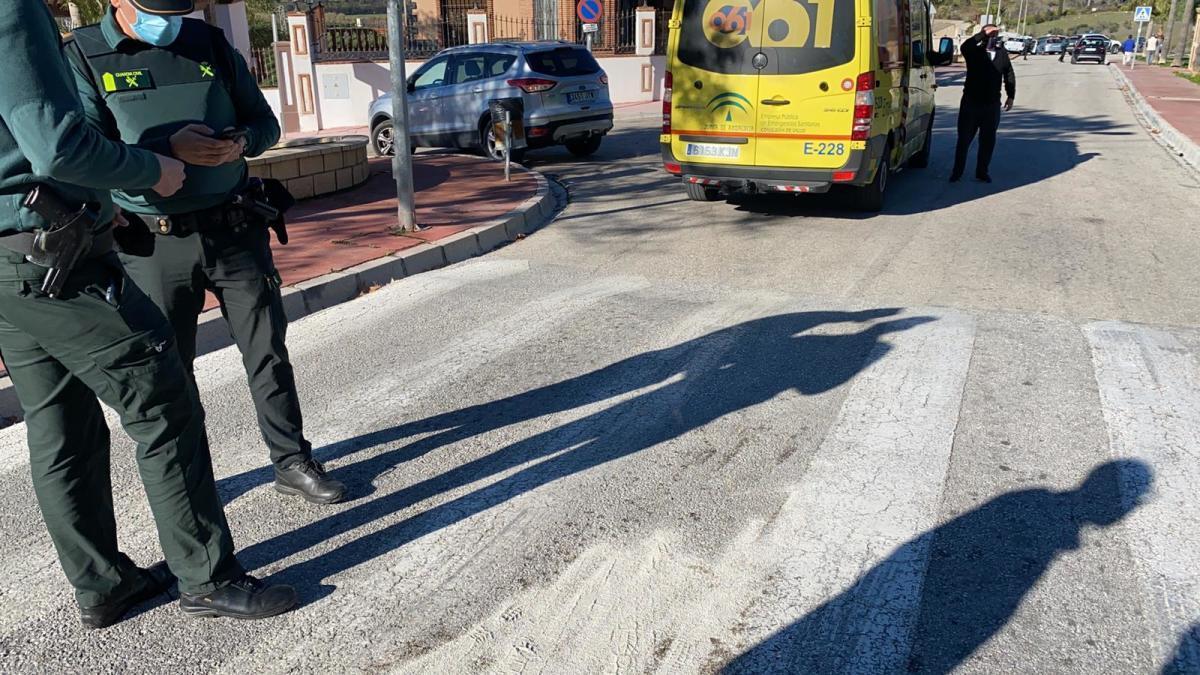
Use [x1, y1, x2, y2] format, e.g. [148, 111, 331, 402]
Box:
[702, 0, 836, 50]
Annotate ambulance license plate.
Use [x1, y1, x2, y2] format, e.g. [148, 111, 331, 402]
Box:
[685, 143, 740, 159]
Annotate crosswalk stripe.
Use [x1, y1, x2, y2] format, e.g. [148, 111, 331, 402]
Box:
[225, 292, 798, 672]
[397, 308, 976, 673]
[1085, 321, 1200, 672]
[712, 309, 974, 674]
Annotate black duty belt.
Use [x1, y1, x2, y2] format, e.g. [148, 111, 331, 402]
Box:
[0, 227, 114, 260]
[135, 202, 251, 237]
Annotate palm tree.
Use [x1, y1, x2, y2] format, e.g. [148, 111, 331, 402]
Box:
[1170, 0, 1195, 66]
[1163, 0, 1179, 63]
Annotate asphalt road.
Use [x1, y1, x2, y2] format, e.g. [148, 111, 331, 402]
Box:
[2, 58, 1200, 673]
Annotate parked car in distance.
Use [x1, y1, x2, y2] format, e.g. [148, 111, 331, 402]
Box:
[1064, 35, 1082, 53]
[1038, 35, 1066, 54]
[1003, 36, 1028, 53]
[1072, 36, 1109, 64]
[367, 41, 614, 162]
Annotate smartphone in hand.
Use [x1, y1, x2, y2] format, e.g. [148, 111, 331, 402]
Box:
[219, 128, 249, 143]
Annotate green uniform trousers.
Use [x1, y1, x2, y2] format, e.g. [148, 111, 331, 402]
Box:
[0, 251, 243, 607]
[119, 221, 311, 469]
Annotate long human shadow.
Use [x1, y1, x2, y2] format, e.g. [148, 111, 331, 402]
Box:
[1163, 623, 1200, 674]
[229, 309, 935, 586]
[724, 459, 1154, 674]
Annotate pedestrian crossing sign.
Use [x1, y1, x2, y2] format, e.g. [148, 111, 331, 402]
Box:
[1134, 6, 1152, 22]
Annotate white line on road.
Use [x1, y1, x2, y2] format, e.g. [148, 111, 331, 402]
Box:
[396, 309, 976, 673]
[1086, 321, 1200, 672]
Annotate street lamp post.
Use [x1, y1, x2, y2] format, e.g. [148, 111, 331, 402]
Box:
[386, 0, 418, 232]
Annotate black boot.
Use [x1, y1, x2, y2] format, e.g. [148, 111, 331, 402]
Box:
[79, 561, 174, 629]
[274, 459, 346, 504]
[179, 575, 297, 620]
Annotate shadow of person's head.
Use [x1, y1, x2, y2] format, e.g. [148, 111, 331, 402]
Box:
[1071, 458, 1153, 527]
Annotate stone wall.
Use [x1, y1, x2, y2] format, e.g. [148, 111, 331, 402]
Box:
[247, 139, 370, 200]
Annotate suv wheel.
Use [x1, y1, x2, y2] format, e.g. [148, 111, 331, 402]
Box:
[479, 118, 526, 164]
[565, 136, 603, 157]
[372, 119, 395, 156]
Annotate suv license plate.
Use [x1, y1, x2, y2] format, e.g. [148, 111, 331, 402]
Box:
[567, 91, 596, 104]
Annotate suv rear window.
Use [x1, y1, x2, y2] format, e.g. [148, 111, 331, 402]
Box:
[677, 0, 856, 75]
[525, 48, 602, 76]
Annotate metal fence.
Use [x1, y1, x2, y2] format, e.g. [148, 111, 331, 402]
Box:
[309, 10, 667, 62]
[249, 47, 278, 87]
[312, 18, 468, 61]
[491, 15, 581, 43]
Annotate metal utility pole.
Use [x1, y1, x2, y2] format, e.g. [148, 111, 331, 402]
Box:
[386, 0, 418, 232]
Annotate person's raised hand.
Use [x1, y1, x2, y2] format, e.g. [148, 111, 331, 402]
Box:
[983, 25, 1000, 37]
[152, 154, 186, 197]
[170, 124, 238, 167]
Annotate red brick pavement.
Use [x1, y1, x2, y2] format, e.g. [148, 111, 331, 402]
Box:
[267, 152, 536, 289]
[1121, 65, 1200, 147]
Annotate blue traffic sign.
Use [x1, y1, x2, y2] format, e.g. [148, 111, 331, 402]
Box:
[1133, 6, 1152, 22]
[577, 0, 603, 23]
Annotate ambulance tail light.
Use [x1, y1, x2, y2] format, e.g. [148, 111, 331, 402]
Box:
[851, 72, 875, 141]
[662, 71, 673, 135]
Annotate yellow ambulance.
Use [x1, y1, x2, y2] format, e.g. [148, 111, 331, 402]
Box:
[660, 0, 953, 210]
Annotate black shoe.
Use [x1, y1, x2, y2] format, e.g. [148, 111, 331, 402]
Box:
[179, 575, 297, 620]
[274, 459, 346, 504]
[976, 174, 992, 183]
[79, 561, 174, 629]
[949, 172, 962, 183]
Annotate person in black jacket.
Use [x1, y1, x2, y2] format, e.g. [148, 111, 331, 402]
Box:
[951, 25, 1016, 183]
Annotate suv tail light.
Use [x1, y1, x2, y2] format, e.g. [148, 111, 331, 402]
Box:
[507, 78, 557, 93]
[851, 72, 875, 141]
[662, 71, 673, 134]
[599, 74, 609, 85]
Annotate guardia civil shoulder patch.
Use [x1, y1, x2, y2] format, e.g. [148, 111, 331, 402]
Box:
[101, 69, 154, 93]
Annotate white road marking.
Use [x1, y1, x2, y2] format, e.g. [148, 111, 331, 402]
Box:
[1085, 321, 1200, 672]
[400, 309, 976, 673]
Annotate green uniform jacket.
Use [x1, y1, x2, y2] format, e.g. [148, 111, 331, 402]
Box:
[0, 0, 160, 234]
[66, 8, 281, 216]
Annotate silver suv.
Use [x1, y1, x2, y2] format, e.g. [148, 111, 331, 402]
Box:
[368, 41, 613, 161]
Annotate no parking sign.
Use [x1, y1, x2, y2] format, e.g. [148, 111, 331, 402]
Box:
[577, 0, 603, 23]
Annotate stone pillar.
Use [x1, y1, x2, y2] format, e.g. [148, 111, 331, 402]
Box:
[635, 6, 655, 56]
[274, 41, 301, 136]
[467, 10, 489, 43]
[208, 1, 252, 61]
[286, 11, 321, 133]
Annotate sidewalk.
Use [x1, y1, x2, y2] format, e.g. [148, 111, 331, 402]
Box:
[1111, 63, 1200, 171]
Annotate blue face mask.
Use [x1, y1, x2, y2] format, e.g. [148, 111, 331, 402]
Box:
[131, 9, 183, 46]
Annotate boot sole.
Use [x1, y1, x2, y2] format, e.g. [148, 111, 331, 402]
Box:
[273, 482, 345, 505]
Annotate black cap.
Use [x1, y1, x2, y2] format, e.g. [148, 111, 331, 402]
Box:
[129, 0, 195, 15]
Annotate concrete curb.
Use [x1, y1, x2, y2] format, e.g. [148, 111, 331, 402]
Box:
[192, 159, 565, 354]
[1109, 64, 1200, 175]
